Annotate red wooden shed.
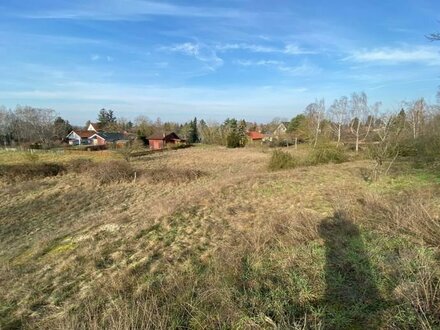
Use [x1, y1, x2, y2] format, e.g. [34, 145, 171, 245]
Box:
[148, 132, 184, 150]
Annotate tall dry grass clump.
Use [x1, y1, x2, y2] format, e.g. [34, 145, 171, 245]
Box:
[141, 168, 205, 184]
[333, 190, 440, 326]
[87, 160, 134, 184]
[0, 163, 66, 182]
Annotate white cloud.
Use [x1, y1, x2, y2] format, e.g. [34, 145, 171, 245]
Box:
[346, 46, 440, 65]
[216, 42, 316, 55]
[234, 59, 283, 66]
[283, 43, 316, 55]
[21, 0, 241, 20]
[91, 54, 114, 62]
[235, 59, 321, 76]
[216, 43, 278, 53]
[161, 42, 223, 70]
[278, 62, 321, 76]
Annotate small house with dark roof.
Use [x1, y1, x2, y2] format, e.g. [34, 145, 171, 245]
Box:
[66, 130, 96, 145]
[89, 132, 127, 146]
[148, 132, 184, 150]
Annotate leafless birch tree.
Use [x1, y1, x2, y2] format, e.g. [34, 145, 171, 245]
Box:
[329, 96, 348, 147]
[305, 98, 325, 148]
[404, 98, 426, 139]
[349, 92, 379, 153]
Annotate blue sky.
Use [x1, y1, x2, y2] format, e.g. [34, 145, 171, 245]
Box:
[1, 0, 440, 124]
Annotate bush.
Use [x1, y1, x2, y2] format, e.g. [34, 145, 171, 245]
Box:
[67, 158, 93, 173]
[266, 138, 299, 148]
[87, 160, 134, 184]
[0, 163, 66, 182]
[307, 145, 349, 165]
[268, 150, 298, 171]
[226, 132, 241, 148]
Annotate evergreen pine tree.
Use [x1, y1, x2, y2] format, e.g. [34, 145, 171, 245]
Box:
[98, 108, 117, 127]
[238, 119, 247, 147]
[226, 118, 240, 148]
[188, 117, 199, 143]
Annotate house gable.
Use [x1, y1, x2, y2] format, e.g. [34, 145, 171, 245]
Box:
[66, 131, 80, 140]
[87, 122, 102, 132]
[273, 123, 288, 136]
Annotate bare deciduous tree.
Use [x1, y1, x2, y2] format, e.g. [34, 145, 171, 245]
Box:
[329, 96, 348, 147]
[369, 114, 403, 180]
[305, 98, 325, 148]
[349, 92, 378, 153]
[404, 98, 426, 139]
[11, 106, 57, 146]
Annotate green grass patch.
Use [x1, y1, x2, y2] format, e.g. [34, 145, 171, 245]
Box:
[369, 170, 440, 193]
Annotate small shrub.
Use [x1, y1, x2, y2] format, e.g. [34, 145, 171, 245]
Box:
[267, 138, 299, 148]
[268, 150, 298, 171]
[88, 160, 134, 184]
[307, 145, 349, 165]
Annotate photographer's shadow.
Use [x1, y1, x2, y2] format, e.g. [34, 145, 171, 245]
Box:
[318, 212, 385, 329]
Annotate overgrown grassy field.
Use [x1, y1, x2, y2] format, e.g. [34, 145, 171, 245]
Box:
[0, 146, 439, 329]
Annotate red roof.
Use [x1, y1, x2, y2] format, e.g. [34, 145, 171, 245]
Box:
[72, 130, 95, 138]
[248, 131, 265, 140]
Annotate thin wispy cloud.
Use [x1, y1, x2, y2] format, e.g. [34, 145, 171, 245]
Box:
[216, 42, 316, 55]
[346, 46, 440, 65]
[1, 0, 439, 122]
[278, 62, 322, 76]
[91, 54, 114, 62]
[235, 59, 321, 76]
[161, 42, 223, 70]
[20, 0, 241, 20]
[234, 59, 283, 66]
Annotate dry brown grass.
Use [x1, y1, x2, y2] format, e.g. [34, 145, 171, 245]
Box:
[87, 160, 135, 184]
[0, 145, 439, 329]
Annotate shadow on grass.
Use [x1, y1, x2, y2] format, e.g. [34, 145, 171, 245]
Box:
[318, 212, 385, 329]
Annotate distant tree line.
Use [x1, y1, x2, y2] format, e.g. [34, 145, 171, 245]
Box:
[0, 105, 72, 148]
[1, 93, 440, 157]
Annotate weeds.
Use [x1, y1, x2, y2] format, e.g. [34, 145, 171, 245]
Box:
[268, 149, 298, 170]
[0, 163, 66, 182]
[141, 168, 205, 184]
[269, 145, 348, 171]
[0, 146, 439, 329]
[87, 160, 134, 184]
